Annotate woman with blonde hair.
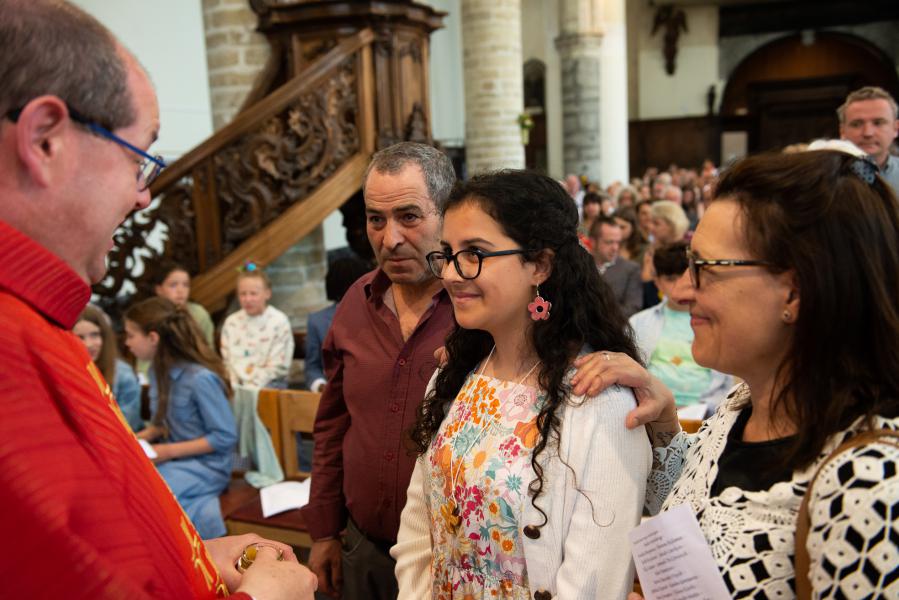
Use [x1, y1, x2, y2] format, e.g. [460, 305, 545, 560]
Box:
[641, 200, 690, 307]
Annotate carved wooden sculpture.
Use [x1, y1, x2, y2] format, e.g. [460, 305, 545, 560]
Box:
[652, 5, 688, 76]
[93, 1, 444, 318]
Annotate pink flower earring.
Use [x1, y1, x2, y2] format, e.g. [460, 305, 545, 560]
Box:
[528, 286, 552, 321]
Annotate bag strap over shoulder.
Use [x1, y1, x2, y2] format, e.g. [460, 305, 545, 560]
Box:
[794, 429, 899, 599]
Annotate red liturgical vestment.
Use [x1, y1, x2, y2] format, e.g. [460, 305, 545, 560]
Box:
[0, 220, 247, 599]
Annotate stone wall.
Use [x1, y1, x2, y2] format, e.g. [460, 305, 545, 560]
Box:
[201, 0, 272, 130]
[201, 0, 329, 350]
[266, 227, 330, 330]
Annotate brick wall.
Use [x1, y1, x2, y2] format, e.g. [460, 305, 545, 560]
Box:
[461, 0, 526, 173]
[201, 0, 272, 130]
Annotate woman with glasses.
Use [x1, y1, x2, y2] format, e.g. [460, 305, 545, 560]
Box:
[391, 170, 651, 599]
[589, 149, 899, 598]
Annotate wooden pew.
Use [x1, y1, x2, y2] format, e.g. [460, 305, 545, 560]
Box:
[221, 389, 320, 548]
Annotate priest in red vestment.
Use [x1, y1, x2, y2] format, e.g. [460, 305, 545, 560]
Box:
[0, 2, 316, 598]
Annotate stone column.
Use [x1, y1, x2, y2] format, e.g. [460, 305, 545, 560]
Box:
[201, 0, 271, 130]
[556, 0, 603, 182]
[598, 0, 629, 185]
[461, 0, 525, 174]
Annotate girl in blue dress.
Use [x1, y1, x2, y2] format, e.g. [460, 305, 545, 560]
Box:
[72, 304, 143, 431]
[124, 297, 237, 539]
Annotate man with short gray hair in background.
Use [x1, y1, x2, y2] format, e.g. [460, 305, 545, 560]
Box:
[838, 85, 899, 192]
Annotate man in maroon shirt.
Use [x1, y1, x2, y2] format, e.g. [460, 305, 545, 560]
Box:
[304, 142, 456, 599]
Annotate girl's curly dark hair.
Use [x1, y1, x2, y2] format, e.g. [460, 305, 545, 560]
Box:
[408, 169, 641, 530]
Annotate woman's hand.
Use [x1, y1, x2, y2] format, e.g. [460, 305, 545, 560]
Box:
[136, 423, 163, 441]
[150, 443, 170, 464]
[571, 351, 678, 431]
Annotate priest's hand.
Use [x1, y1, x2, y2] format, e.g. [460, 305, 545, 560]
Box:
[237, 545, 318, 600]
[205, 533, 298, 592]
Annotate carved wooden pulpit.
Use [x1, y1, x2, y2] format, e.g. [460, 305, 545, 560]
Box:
[251, 0, 445, 149]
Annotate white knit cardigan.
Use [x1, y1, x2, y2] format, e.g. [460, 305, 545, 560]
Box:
[391, 376, 652, 599]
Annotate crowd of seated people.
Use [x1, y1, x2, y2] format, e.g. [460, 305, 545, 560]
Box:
[567, 160, 718, 317]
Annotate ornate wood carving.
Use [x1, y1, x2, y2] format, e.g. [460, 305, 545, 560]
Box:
[93, 176, 199, 318]
[404, 102, 428, 143]
[94, 53, 361, 312]
[91, 1, 444, 312]
[258, 2, 443, 150]
[217, 57, 359, 252]
[398, 39, 422, 63]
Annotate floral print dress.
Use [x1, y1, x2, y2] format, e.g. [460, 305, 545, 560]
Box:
[426, 372, 543, 599]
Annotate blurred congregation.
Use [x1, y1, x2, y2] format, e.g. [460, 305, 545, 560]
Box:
[3, 1, 899, 600]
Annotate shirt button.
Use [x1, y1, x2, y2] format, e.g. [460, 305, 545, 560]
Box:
[523, 525, 540, 539]
[534, 591, 551, 600]
[384, 451, 394, 461]
[390, 403, 400, 413]
[398, 358, 407, 366]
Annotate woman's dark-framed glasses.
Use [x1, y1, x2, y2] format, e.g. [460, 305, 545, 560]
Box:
[426, 248, 526, 280]
[686, 249, 772, 289]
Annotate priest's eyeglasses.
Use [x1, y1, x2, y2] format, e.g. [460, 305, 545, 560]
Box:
[686, 249, 772, 289]
[6, 105, 166, 192]
[427, 248, 526, 280]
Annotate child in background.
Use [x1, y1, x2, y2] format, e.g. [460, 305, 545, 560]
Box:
[153, 262, 215, 348]
[221, 263, 294, 389]
[72, 304, 142, 431]
[124, 297, 237, 539]
[629, 241, 732, 415]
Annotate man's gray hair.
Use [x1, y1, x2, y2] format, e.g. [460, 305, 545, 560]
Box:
[837, 86, 898, 123]
[362, 142, 456, 207]
[0, 0, 134, 131]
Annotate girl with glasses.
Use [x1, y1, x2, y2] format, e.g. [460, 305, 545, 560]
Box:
[392, 170, 651, 599]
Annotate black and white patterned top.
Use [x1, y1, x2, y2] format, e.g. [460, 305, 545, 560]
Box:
[645, 383, 899, 599]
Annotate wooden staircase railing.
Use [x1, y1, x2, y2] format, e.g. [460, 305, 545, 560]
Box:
[94, 28, 376, 313]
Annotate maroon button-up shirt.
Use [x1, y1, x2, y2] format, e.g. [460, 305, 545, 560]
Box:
[303, 269, 455, 542]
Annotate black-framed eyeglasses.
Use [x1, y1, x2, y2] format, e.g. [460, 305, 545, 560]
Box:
[426, 248, 526, 280]
[6, 105, 166, 191]
[686, 249, 772, 289]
